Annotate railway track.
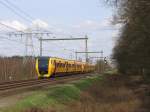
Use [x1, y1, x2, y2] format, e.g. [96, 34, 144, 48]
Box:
[0, 73, 95, 96]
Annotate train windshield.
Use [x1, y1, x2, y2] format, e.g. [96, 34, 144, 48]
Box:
[38, 57, 49, 75]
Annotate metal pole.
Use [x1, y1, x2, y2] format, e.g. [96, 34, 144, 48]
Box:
[40, 37, 88, 41]
[40, 37, 42, 56]
[100, 50, 104, 72]
[85, 35, 88, 62]
[75, 52, 77, 61]
[100, 50, 103, 59]
[25, 34, 28, 57]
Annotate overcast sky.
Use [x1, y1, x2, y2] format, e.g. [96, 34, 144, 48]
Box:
[0, 0, 119, 60]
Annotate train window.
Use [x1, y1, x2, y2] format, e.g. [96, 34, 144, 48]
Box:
[38, 57, 49, 72]
[59, 63, 61, 67]
[57, 63, 60, 67]
[54, 60, 56, 66]
[61, 63, 63, 67]
[60, 63, 63, 67]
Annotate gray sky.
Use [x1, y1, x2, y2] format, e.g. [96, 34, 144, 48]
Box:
[0, 0, 120, 60]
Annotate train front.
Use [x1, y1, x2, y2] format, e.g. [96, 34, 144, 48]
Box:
[36, 57, 51, 78]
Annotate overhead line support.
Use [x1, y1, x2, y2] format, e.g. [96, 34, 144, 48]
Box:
[39, 37, 88, 62]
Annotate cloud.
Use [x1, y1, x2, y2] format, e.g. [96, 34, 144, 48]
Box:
[0, 20, 27, 31]
[0, 19, 50, 31]
[73, 20, 100, 29]
[72, 18, 122, 31]
[31, 19, 48, 29]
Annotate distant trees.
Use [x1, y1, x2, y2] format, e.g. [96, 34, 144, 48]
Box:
[0, 56, 36, 81]
[106, 0, 150, 76]
[95, 59, 112, 73]
[95, 60, 106, 73]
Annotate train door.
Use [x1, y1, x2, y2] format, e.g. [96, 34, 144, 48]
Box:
[53, 60, 56, 75]
[65, 62, 68, 73]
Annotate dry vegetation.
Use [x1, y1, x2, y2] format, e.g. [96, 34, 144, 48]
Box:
[69, 75, 142, 112]
[0, 56, 36, 82]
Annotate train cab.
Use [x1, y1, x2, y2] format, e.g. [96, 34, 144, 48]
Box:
[36, 57, 53, 78]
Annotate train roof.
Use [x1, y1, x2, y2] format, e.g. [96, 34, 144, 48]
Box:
[37, 56, 94, 65]
[38, 56, 82, 62]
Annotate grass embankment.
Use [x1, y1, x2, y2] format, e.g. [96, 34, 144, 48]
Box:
[1, 72, 150, 112]
[1, 75, 101, 112]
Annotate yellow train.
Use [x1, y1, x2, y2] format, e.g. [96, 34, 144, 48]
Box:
[36, 57, 95, 78]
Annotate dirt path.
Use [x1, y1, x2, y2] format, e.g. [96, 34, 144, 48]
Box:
[0, 91, 34, 108]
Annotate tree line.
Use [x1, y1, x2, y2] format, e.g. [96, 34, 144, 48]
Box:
[0, 56, 36, 81]
[106, 0, 150, 77]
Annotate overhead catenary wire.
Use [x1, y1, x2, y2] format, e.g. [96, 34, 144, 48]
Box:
[0, 22, 24, 32]
[0, 0, 37, 57]
[4, 0, 34, 21]
[0, 0, 35, 32]
[41, 37, 85, 56]
[0, 0, 87, 57]
[0, 18, 27, 34]
[0, 0, 52, 33]
[0, 27, 11, 33]
[0, 36, 25, 44]
[0, 0, 32, 23]
[42, 41, 86, 60]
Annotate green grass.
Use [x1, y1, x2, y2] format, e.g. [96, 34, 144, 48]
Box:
[0, 75, 102, 112]
[46, 84, 81, 104]
[73, 76, 101, 90]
